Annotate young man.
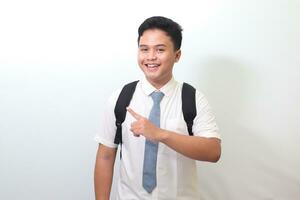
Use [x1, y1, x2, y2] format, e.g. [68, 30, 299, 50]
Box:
[94, 16, 221, 199]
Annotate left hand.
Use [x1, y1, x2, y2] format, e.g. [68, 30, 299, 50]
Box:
[127, 107, 162, 141]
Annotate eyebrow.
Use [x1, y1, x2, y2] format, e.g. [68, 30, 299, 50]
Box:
[139, 44, 167, 48]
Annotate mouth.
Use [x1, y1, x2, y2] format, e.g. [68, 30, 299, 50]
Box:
[145, 63, 160, 70]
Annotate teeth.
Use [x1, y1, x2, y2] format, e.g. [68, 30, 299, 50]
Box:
[146, 64, 159, 68]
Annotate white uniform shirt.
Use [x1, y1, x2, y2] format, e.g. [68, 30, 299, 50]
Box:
[95, 77, 220, 200]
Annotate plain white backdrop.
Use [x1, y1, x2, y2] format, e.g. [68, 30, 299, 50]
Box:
[0, 0, 299, 199]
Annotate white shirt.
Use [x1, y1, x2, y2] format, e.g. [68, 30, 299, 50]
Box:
[95, 77, 220, 200]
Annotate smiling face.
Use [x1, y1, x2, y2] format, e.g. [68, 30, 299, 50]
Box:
[138, 29, 181, 89]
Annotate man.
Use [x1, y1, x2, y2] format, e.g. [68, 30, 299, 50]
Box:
[94, 16, 221, 199]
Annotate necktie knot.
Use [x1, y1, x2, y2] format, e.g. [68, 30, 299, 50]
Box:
[150, 91, 164, 105]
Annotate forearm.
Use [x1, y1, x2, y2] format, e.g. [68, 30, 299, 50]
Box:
[159, 129, 221, 162]
[94, 145, 116, 200]
[126, 108, 221, 162]
[94, 161, 114, 200]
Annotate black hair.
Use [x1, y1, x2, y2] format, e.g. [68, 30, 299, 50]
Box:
[138, 16, 183, 50]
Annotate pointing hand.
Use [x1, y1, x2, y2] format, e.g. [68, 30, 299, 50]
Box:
[127, 107, 162, 141]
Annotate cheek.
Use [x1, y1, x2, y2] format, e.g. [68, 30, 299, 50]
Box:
[137, 55, 143, 65]
[138, 53, 145, 62]
[160, 56, 174, 65]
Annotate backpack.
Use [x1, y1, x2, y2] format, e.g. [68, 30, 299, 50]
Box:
[114, 81, 197, 145]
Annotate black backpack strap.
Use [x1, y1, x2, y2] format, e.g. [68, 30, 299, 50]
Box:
[114, 81, 139, 145]
[182, 82, 197, 136]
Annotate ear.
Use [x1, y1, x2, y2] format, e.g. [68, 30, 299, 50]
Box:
[175, 50, 181, 62]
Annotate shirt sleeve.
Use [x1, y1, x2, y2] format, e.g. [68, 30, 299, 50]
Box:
[192, 90, 221, 139]
[94, 89, 122, 148]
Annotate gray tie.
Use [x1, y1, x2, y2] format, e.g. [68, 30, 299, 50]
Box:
[142, 91, 164, 193]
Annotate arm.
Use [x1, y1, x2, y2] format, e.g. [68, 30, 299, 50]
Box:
[94, 144, 117, 200]
[159, 129, 221, 162]
[127, 107, 221, 162]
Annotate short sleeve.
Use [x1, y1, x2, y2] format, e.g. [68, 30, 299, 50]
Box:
[192, 90, 221, 139]
[94, 89, 122, 148]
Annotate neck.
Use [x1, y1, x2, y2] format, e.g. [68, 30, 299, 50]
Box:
[146, 76, 172, 90]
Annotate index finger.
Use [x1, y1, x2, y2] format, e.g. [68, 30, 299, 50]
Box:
[127, 107, 142, 120]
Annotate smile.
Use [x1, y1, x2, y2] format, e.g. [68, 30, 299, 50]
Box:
[145, 64, 160, 68]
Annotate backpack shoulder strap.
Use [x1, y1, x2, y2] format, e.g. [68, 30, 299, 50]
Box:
[182, 82, 197, 136]
[114, 81, 139, 144]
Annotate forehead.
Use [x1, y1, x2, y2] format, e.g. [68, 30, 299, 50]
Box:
[139, 29, 173, 47]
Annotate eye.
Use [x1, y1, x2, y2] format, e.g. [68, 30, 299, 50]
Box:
[157, 48, 165, 53]
[140, 47, 148, 52]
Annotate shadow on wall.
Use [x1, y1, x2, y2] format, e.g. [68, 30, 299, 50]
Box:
[194, 57, 252, 200]
[193, 57, 291, 200]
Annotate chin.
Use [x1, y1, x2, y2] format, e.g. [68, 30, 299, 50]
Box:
[143, 70, 160, 78]
[145, 75, 158, 82]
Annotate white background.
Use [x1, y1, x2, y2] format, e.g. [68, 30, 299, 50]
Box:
[0, 0, 299, 199]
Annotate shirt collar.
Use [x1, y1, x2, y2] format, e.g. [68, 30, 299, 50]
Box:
[140, 77, 177, 97]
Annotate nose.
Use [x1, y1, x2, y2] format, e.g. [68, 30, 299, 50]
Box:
[147, 49, 157, 60]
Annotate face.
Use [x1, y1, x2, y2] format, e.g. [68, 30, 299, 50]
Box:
[138, 29, 181, 89]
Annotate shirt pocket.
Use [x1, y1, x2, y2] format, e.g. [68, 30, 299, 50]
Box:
[158, 118, 187, 159]
[165, 118, 188, 135]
